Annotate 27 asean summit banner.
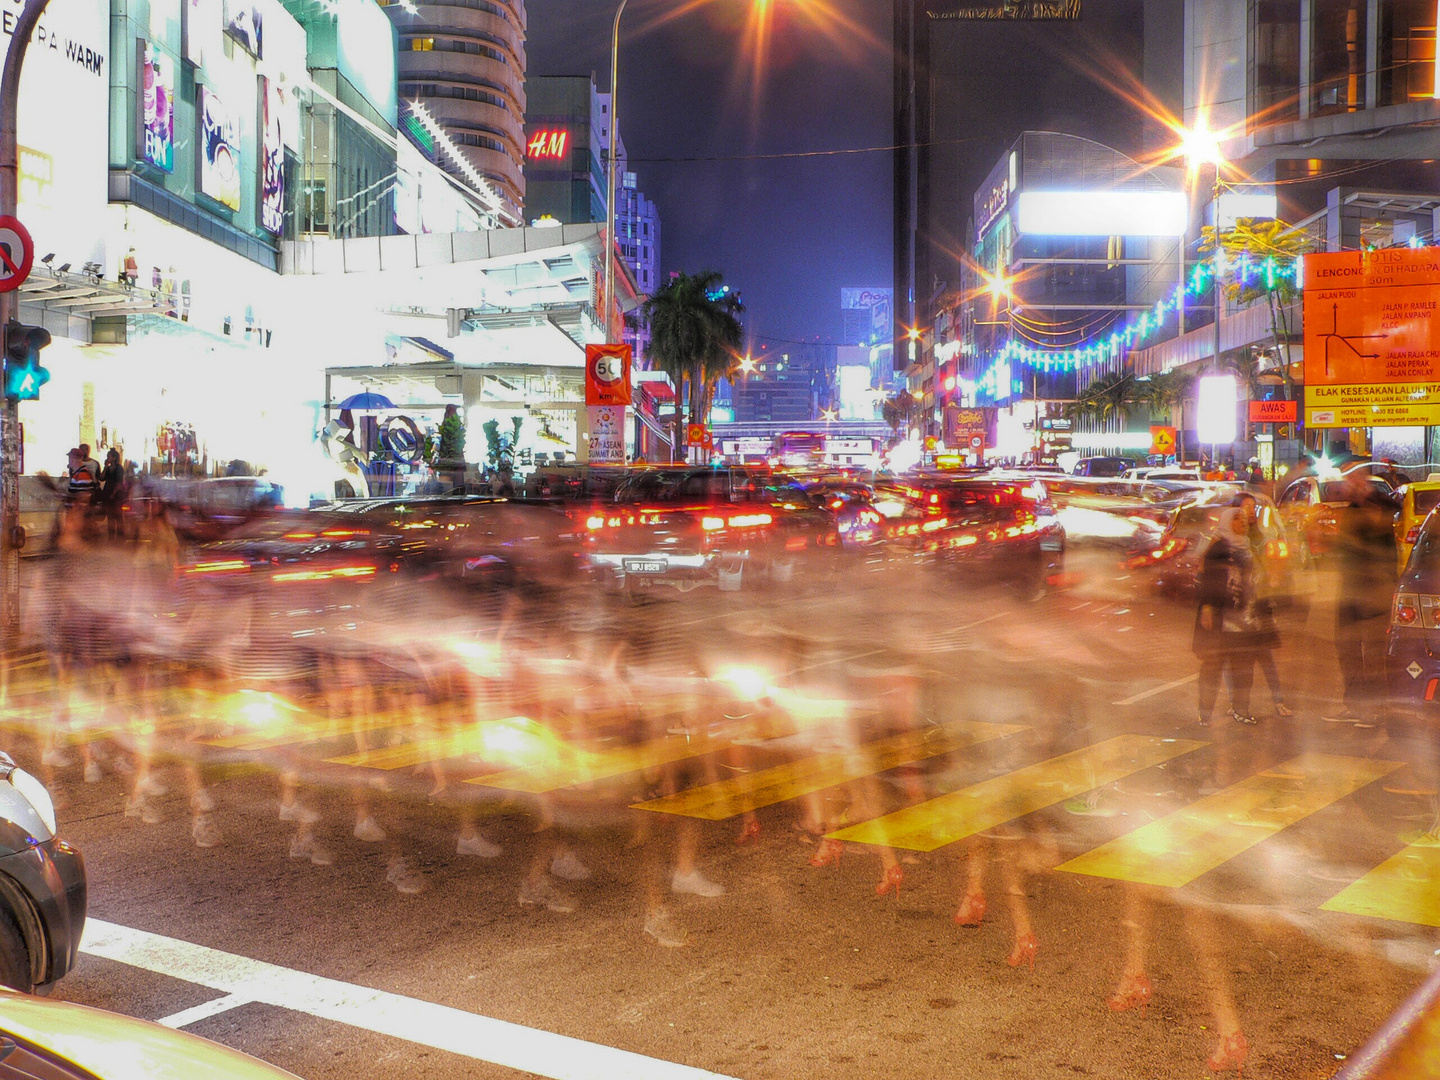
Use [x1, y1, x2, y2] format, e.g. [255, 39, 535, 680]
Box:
[1303, 248, 1440, 427]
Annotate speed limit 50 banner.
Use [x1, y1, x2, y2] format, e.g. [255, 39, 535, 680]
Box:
[585, 343, 632, 407]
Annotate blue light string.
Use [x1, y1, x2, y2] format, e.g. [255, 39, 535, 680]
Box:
[963, 253, 1314, 400]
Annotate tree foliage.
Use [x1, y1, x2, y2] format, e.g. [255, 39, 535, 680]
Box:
[640, 270, 745, 460]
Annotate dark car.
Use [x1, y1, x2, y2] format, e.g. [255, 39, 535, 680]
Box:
[1387, 512, 1440, 715]
[581, 467, 841, 595]
[1072, 456, 1136, 478]
[877, 476, 1065, 595]
[161, 477, 286, 543]
[0, 754, 85, 993]
[1128, 493, 1296, 600]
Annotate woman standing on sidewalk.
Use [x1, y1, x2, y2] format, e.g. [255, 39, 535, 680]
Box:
[1194, 508, 1261, 725]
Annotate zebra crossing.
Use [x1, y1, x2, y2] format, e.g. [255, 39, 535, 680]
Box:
[2, 683, 1438, 929]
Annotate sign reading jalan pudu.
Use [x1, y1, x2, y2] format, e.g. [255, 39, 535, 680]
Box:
[1303, 248, 1440, 428]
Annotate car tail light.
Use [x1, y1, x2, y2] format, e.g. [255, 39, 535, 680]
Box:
[785, 536, 808, 551]
[1394, 592, 1421, 627]
[273, 564, 377, 584]
[1265, 539, 1289, 560]
[702, 516, 725, 531]
[1407, 526, 1421, 545]
[1126, 536, 1188, 569]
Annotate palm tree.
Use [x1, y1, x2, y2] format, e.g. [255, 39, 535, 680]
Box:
[639, 270, 745, 461]
[881, 392, 916, 435]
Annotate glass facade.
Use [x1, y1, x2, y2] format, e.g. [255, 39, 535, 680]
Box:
[1311, 0, 1369, 114]
[1250, 0, 1302, 123]
[1379, 0, 1439, 105]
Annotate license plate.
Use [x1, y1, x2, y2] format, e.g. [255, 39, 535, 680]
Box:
[624, 559, 667, 574]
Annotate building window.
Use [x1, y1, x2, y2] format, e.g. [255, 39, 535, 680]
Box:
[1312, 0, 1368, 114]
[1380, 0, 1438, 105]
[1249, 0, 1301, 124]
[410, 37, 435, 50]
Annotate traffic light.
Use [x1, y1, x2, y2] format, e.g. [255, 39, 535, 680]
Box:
[4, 321, 50, 402]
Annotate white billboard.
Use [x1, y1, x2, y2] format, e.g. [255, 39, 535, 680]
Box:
[6, 0, 111, 270]
[1015, 190, 1187, 237]
[837, 365, 873, 421]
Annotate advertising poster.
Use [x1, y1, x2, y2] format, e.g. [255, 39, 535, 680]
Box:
[199, 86, 241, 211]
[223, 0, 263, 56]
[258, 75, 284, 235]
[943, 404, 997, 449]
[140, 44, 174, 172]
[585, 343, 632, 406]
[183, 0, 219, 65]
[587, 406, 626, 464]
[1303, 248, 1440, 427]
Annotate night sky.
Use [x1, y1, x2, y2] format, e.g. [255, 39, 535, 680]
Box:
[525, 0, 1147, 346]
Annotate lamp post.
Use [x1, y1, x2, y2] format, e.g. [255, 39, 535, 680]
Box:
[1178, 120, 1226, 470]
[603, 0, 629, 345]
[0, 0, 50, 642]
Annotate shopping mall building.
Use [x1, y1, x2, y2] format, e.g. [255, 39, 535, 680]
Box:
[10, 0, 638, 501]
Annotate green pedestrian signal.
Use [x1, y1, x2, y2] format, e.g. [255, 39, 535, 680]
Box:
[4, 320, 50, 402]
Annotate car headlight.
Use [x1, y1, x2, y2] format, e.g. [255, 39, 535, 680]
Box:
[8, 769, 56, 836]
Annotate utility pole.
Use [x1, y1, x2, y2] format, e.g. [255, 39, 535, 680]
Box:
[0, 0, 50, 644]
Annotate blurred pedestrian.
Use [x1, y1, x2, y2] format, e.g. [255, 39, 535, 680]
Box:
[98, 449, 126, 540]
[64, 448, 97, 503]
[1194, 508, 1260, 725]
[1235, 493, 1291, 717]
[1245, 458, 1264, 486]
[1327, 469, 1399, 722]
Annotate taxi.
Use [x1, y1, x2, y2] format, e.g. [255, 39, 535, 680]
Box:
[1392, 475, 1440, 573]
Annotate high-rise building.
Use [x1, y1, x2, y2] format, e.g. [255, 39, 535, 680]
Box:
[731, 344, 833, 424]
[384, 0, 527, 223]
[522, 76, 619, 225]
[618, 171, 660, 363]
[840, 288, 892, 347]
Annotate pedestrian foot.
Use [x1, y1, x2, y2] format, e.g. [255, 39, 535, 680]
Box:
[671, 869, 724, 898]
[517, 875, 575, 913]
[643, 908, 688, 947]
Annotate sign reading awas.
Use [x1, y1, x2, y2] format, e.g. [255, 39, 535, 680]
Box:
[1248, 399, 1298, 423]
[1303, 248, 1440, 427]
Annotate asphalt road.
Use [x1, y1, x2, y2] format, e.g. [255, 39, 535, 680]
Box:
[8, 553, 1437, 1080]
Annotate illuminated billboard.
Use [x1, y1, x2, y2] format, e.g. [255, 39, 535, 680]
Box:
[199, 86, 241, 212]
[140, 44, 174, 172]
[527, 130, 570, 161]
[223, 0, 263, 57]
[258, 75, 284, 235]
[1015, 190, 1186, 237]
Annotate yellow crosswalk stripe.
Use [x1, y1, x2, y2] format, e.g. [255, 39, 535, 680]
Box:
[469, 731, 729, 794]
[632, 719, 1026, 820]
[328, 719, 534, 770]
[826, 734, 1206, 852]
[1321, 839, 1440, 927]
[1060, 753, 1403, 887]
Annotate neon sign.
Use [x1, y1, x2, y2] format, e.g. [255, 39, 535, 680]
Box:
[527, 130, 569, 160]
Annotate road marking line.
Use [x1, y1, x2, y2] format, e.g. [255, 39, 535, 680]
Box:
[633, 719, 1026, 820]
[80, 919, 738, 1080]
[826, 734, 1206, 852]
[468, 731, 732, 794]
[1059, 753, 1403, 888]
[1112, 673, 1198, 706]
[155, 992, 252, 1029]
[1322, 840, 1440, 927]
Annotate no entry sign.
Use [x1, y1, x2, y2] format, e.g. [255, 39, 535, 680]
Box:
[0, 217, 33, 293]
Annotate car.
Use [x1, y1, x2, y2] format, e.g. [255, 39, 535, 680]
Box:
[0, 991, 302, 1078]
[1277, 473, 1396, 563]
[1144, 467, 1204, 482]
[1392, 476, 1440, 574]
[1071, 456, 1135, 478]
[581, 467, 842, 596]
[878, 476, 1065, 595]
[1387, 516, 1440, 717]
[0, 754, 85, 994]
[160, 477, 286, 543]
[1128, 493, 1296, 601]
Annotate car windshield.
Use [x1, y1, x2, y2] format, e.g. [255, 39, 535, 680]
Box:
[1415, 488, 1440, 515]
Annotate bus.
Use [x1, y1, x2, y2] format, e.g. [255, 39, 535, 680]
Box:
[770, 431, 826, 467]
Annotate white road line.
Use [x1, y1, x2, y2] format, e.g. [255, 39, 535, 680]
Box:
[80, 919, 739, 1080]
[155, 992, 252, 1029]
[1112, 672, 1199, 706]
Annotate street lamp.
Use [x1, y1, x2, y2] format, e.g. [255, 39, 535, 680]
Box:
[603, 0, 630, 345]
[1177, 116, 1229, 470]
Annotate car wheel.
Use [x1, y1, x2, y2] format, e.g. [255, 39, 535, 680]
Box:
[0, 906, 32, 992]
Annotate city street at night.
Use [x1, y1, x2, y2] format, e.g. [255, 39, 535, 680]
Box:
[6, 556, 1436, 1080]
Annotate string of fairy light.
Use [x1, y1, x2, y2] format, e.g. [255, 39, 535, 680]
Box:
[960, 250, 1309, 401]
